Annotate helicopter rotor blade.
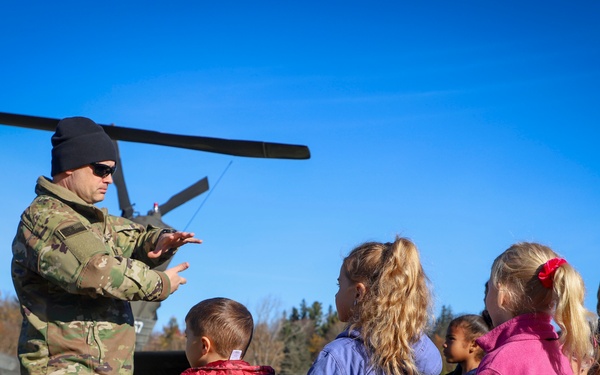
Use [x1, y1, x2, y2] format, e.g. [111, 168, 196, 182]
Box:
[0, 112, 311, 159]
[158, 177, 209, 216]
[0, 112, 58, 131]
[111, 141, 135, 220]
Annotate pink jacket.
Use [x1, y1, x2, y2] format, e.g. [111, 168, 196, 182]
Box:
[476, 313, 573, 375]
[181, 360, 275, 375]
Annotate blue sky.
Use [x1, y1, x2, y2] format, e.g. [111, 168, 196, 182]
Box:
[1, 1, 599, 332]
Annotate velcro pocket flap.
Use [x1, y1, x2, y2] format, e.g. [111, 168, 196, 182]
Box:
[56, 222, 109, 264]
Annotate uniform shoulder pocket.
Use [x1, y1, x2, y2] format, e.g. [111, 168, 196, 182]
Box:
[55, 222, 109, 264]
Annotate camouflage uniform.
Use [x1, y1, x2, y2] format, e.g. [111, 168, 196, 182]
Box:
[12, 176, 175, 375]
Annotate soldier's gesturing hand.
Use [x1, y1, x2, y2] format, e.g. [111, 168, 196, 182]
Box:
[164, 262, 190, 294]
[150, 231, 202, 259]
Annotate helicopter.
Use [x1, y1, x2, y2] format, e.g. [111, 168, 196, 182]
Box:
[0, 111, 310, 357]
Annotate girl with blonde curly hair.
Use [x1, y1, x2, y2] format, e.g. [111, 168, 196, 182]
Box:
[307, 236, 441, 375]
[477, 242, 597, 374]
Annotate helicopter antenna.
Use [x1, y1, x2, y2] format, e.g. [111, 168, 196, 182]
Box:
[183, 160, 233, 231]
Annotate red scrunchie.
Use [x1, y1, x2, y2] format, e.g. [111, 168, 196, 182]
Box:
[538, 258, 567, 288]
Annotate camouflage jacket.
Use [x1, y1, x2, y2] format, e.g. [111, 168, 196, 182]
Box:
[12, 176, 174, 375]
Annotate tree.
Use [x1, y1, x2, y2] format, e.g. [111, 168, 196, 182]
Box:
[279, 317, 313, 375]
[279, 300, 343, 375]
[144, 316, 185, 351]
[307, 301, 323, 325]
[0, 292, 22, 356]
[318, 305, 343, 341]
[432, 305, 454, 338]
[245, 296, 285, 372]
[248, 298, 342, 374]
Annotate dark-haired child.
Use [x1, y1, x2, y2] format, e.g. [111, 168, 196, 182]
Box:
[181, 297, 274, 375]
[443, 314, 491, 375]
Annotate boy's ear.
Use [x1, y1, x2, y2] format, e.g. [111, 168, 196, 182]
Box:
[201, 336, 212, 356]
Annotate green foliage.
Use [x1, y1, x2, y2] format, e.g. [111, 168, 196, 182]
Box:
[278, 299, 342, 375]
[144, 316, 185, 351]
[279, 320, 312, 375]
[0, 292, 21, 356]
[433, 305, 454, 338]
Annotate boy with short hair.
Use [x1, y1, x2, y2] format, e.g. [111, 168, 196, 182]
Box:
[182, 298, 275, 375]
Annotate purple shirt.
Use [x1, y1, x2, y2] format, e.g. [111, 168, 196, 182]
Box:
[307, 329, 442, 375]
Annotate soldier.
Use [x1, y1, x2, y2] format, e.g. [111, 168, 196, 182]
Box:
[11, 117, 202, 374]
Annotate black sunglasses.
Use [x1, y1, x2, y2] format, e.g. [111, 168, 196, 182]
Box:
[89, 163, 117, 178]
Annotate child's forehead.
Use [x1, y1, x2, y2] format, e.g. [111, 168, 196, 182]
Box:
[447, 324, 465, 335]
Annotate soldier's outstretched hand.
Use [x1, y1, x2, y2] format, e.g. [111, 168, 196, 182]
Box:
[164, 262, 189, 294]
[150, 231, 202, 259]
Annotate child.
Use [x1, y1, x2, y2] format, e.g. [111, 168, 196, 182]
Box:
[307, 236, 442, 375]
[477, 242, 597, 374]
[443, 314, 491, 375]
[572, 325, 599, 375]
[181, 297, 275, 375]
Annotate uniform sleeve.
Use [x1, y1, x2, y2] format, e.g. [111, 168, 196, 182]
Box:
[107, 215, 173, 267]
[307, 350, 344, 375]
[76, 253, 170, 301]
[20, 211, 170, 301]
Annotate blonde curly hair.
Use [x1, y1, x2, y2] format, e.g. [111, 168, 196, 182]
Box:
[343, 236, 432, 375]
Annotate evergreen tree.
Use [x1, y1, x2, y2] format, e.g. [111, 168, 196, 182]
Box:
[299, 299, 308, 320]
[279, 300, 343, 374]
[144, 316, 185, 350]
[279, 317, 312, 375]
[289, 307, 300, 322]
[308, 301, 323, 325]
[433, 305, 454, 338]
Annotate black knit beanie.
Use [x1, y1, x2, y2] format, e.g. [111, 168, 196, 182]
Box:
[51, 117, 117, 176]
